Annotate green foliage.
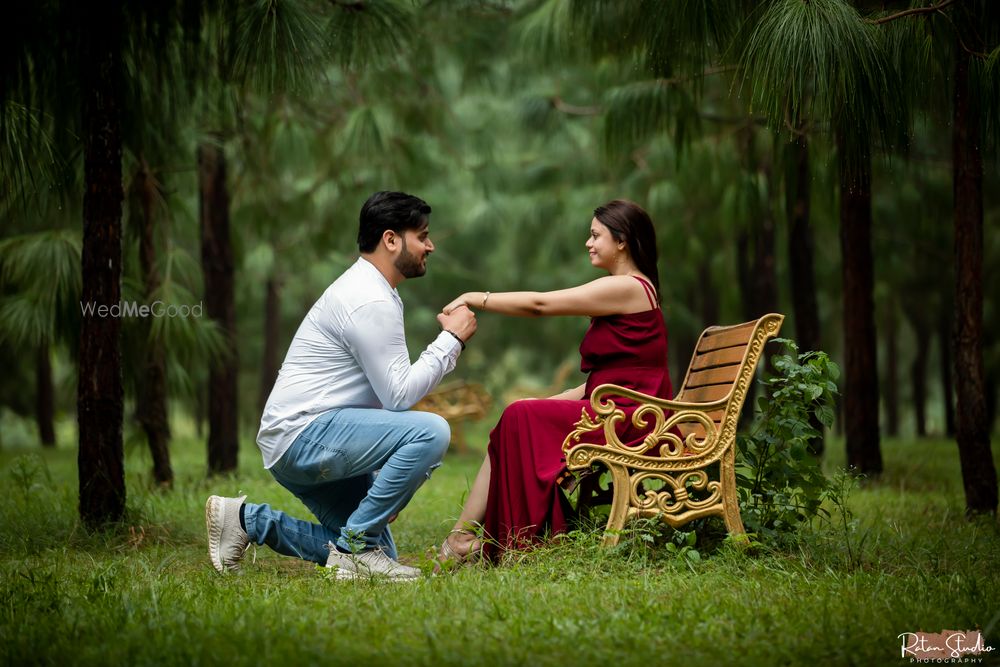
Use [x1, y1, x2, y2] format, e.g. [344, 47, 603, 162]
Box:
[566, 0, 741, 76]
[0, 101, 59, 206]
[601, 79, 701, 157]
[0, 229, 81, 348]
[516, 0, 579, 62]
[616, 520, 704, 569]
[737, 0, 905, 161]
[736, 339, 840, 540]
[821, 468, 867, 570]
[2, 454, 68, 553]
[226, 0, 327, 94]
[326, 0, 415, 70]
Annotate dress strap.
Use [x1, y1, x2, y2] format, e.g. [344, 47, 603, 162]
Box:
[632, 276, 658, 309]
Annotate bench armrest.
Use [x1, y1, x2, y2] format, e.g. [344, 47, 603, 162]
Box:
[561, 382, 730, 460]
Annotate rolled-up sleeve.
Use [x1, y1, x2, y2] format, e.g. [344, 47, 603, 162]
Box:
[342, 299, 462, 411]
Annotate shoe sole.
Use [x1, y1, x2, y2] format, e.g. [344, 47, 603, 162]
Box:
[327, 566, 419, 582]
[205, 496, 225, 573]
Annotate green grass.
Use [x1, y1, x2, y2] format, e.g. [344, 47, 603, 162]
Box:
[1, 424, 999, 667]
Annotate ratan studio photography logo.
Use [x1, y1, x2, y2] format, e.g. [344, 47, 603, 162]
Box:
[79, 300, 203, 318]
[898, 630, 995, 663]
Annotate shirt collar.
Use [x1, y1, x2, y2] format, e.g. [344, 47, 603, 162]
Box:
[356, 256, 402, 306]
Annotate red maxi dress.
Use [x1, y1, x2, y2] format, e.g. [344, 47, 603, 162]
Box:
[481, 277, 672, 559]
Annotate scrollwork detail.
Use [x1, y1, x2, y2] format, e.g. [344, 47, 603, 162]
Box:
[629, 470, 722, 514]
[561, 408, 603, 454]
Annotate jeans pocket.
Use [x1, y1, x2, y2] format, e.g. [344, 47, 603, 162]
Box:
[279, 438, 348, 486]
[307, 446, 347, 483]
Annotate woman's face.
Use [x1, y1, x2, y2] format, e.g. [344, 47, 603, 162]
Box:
[586, 218, 623, 270]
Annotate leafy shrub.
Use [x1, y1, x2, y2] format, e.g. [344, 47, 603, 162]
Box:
[736, 339, 839, 540]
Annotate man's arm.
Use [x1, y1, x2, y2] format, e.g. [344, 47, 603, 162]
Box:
[343, 300, 472, 411]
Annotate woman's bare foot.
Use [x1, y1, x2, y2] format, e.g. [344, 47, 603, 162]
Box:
[437, 528, 483, 567]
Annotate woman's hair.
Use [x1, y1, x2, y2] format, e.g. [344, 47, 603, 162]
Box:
[593, 199, 660, 302]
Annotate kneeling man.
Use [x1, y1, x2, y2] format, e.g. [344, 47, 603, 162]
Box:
[206, 191, 476, 581]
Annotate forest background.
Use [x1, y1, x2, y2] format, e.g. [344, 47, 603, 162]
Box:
[2, 1, 999, 665]
[2, 0, 997, 503]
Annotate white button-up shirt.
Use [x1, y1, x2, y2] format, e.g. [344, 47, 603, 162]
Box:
[256, 257, 462, 468]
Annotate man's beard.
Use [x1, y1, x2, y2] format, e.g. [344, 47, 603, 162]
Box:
[394, 243, 426, 278]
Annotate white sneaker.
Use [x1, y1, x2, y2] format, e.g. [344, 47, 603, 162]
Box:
[325, 543, 421, 581]
[206, 495, 249, 573]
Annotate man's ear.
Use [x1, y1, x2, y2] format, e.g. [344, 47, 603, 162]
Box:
[381, 229, 399, 252]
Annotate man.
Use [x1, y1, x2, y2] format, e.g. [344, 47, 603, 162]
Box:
[205, 191, 476, 581]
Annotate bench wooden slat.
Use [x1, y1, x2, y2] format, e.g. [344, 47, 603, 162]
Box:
[675, 383, 732, 403]
[696, 322, 756, 353]
[689, 345, 747, 371]
[683, 365, 742, 390]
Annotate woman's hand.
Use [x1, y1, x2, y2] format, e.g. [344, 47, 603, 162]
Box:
[443, 293, 472, 315]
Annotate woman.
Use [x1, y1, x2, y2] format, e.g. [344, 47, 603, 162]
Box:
[439, 199, 673, 563]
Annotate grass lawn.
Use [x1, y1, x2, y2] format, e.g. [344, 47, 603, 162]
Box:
[1, 420, 998, 666]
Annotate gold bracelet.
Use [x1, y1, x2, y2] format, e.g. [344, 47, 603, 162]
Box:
[481, 291, 490, 309]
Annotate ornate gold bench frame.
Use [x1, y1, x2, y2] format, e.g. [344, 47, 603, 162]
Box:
[561, 313, 784, 546]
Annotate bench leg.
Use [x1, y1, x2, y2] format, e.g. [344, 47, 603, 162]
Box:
[602, 463, 631, 547]
[720, 448, 749, 545]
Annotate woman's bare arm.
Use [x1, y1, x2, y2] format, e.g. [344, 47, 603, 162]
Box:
[443, 275, 651, 318]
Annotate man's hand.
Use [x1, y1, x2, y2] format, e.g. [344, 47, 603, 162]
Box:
[438, 304, 477, 343]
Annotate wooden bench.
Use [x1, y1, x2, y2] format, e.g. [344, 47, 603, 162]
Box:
[561, 313, 784, 546]
[414, 380, 491, 453]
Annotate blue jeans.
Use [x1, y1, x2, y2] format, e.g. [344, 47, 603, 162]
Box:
[243, 408, 450, 564]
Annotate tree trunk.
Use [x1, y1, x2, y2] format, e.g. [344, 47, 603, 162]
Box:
[698, 259, 718, 329]
[195, 387, 205, 439]
[259, 276, 281, 415]
[939, 311, 955, 437]
[911, 325, 930, 438]
[837, 132, 882, 476]
[884, 301, 899, 438]
[672, 289, 699, 389]
[78, 17, 126, 527]
[952, 45, 997, 515]
[750, 184, 780, 422]
[135, 160, 173, 488]
[36, 343, 56, 447]
[786, 135, 821, 356]
[736, 126, 779, 426]
[737, 231, 754, 317]
[736, 230, 759, 425]
[784, 133, 825, 453]
[985, 372, 997, 437]
[736, 125, 760, 325]
[199, 139, 239, 475]
[752, 185, 779, 320]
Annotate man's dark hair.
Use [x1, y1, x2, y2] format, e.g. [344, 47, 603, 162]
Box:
[357, 191, 432, 253]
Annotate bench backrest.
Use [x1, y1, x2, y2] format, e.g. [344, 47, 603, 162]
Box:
[675, 313, 784, 442]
